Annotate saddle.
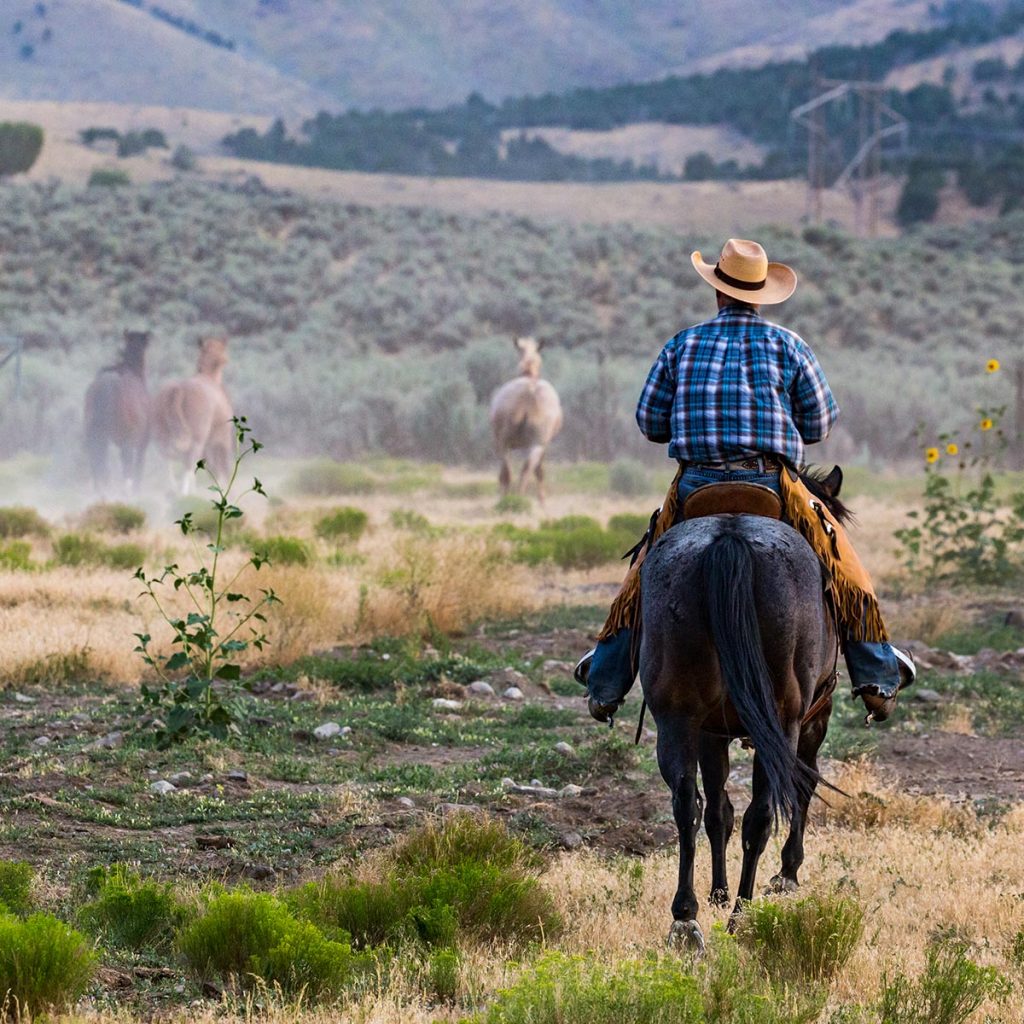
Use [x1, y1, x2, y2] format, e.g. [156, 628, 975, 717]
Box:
[681, 482, 783, 521]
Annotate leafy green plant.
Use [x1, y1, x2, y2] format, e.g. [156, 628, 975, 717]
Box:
[0, 506, 49, 539]
[81, 502, 146, 534]
[426, 948, 461, 1002]
[0, 862, 33, 916]
[135, 418, 279, 745]
[53, 533, 145, 570]
[494, 493, 532, 514]
[0, 912, 96, 1018]
[0, 123, 44, 177]
[179, 891, 370, 999]
[315, 507, 368, 543]
[87, 167, 131, 188]
[734, 891, 864, 984]
[78, 864, 186, 950]
[0, 541, 32, 571]
[878, 937, 1010, 1024]
[1010, 927, 1024, 970]
[896, 371, 1024, 585]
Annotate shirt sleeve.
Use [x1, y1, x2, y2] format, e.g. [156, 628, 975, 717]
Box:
[635, 341, 676, 444]
[789, 340, 839, 445]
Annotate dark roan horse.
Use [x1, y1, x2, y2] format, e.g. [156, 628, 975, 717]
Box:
[83, 330, 151, 495]
[639, 467, 847, 952]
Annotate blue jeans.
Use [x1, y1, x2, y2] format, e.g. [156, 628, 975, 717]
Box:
[585, 464, 901, 706]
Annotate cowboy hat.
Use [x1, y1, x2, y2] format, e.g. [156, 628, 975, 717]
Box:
[691, 238, 797, 305]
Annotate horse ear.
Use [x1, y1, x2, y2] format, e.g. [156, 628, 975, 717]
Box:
[822, 465, 843, 497]
[536, 338, 546, 352]
[512, 337, 523, 352]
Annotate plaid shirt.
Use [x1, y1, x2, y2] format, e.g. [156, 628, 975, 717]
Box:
[635, 303, 838, 466]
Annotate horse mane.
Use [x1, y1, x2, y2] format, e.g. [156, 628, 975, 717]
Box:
[798, 465, 854, 527]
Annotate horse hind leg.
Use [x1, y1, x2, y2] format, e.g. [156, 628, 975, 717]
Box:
[519, 444, 545, 499]
[699, 733, 734, 908]
[771, 711, 829, 893]
[498, 455, 512, 495]
[658, 716, 706, 953]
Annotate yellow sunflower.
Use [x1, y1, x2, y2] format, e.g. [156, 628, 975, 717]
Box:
[986, 358, 1001, 373]
[946, 443, 959, 456]
[925, 447, 940, 464]
[980, 417, 994, 431]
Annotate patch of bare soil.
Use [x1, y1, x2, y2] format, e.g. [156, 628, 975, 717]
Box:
[875, 731, 1024, 803]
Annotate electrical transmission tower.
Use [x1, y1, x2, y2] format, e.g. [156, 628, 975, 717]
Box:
[791, 79, 908, 236]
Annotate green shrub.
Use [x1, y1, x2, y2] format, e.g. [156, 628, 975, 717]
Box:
[0, 122, 44, 177]
[87, 168, 131, 188]
[389, 509, 434, 533]
[292, 816, 561, 951]
[289, 460, 377, 496]
[315, 507, 368, 543]
[81, 502, 146, 534]
[878, 938, 1010, 1024]
[0, 541, 33, 571]
[500, 516, 623, 569]
[494, 493, 531, 514]
[0, 912, 96, 1017]
[53, 533, 145, 570]
[256, 535, 315, 566]
[1011, 927, 1024, 969]
[78, 865, 185, 950]
[179, 891, 369, 999]
[0, 506, 49, 539]
[466, 951, 704, 1024]
[608, 459, 650, 497]
[0, 862, 33, 916]
[426, 948, 460, 1002]
[735, 892, 864, 984]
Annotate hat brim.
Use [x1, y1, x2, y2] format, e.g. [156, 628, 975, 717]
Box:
[691, 251, 797, 305]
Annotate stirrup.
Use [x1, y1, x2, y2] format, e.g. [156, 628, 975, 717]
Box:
[893, 647, 917, 690]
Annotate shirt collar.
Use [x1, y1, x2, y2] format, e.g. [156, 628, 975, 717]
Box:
[716, 302, 763, 320]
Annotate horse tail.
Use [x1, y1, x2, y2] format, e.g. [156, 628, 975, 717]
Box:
[701, 528, 807, 824]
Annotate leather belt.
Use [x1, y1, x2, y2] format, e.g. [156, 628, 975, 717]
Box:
[690, 456, 782, 473]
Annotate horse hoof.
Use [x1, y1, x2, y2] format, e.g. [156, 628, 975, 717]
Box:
[709, 888, 731, 908]
[765, 875, 799, 895]
[667, 919, 705, 954]
[727, 899, 748, 934]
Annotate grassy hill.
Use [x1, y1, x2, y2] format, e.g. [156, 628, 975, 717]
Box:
[0, 179, 1018, 473]
[0, 0, 937, 114]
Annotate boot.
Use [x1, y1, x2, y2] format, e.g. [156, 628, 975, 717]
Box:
[846, 642, 916, 722]
[574, 628, 636, 723]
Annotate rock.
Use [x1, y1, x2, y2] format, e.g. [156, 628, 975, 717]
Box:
[98, 731, 124, 750]
[395, 796, 416, 809]
[32, 735, 51, 747]
[1004, 609, 1024, 629]
[313, 722, 343, 740]
[467, 680, 496, 697]
[503, 686, 525, 701]
[500, 777, 516, 789]
[432, 698, 463, 711]
[150, 780, 176, 795]
[508, 784, 559, 798]
[542, 659, 572, 675]
[200, 773, 214, 783]
[559, 784, 584, 798]
[530, 778, 544, 787]
[558, 830, 584, 850]
[226, 769, 248, 783]
[12, 692, 35, 704]
[168, 771, 192, 786]
[69, 713, 89, 726]
[913, 688, 943, 704]
[246, 863, 276, 881]
[553, 741, 576, 757]
[436, 802, 483, 817]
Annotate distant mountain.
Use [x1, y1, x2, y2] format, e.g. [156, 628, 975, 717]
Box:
[0, 0, 938, 114]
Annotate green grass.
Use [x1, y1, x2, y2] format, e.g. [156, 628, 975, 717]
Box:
[934, 619, 1024, 654]
[78, 864, 187, 950]
[0, 540, 33, 571]
[0, 861, 34, 916]
[288, 459, 378, 496]
[52, 532, 146, 570]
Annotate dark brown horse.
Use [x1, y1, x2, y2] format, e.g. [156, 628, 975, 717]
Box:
[83, 330, 151, 495]
[638, 469, 847, 951]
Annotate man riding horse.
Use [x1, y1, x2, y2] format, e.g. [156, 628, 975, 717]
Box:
[576, 238, 916, 723]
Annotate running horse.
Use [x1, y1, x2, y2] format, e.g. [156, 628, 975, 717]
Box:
[83, 329, 151, 495]
[152, 337, 234, 494]
[639, 468, 846, 951]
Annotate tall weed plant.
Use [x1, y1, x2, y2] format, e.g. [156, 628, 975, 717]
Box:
[896, 360, 1024, 585]
[135, 418, 280, 745]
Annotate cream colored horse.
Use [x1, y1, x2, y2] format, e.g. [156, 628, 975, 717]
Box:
[153, 337, 234, 494]
[489, 337, 563, 500]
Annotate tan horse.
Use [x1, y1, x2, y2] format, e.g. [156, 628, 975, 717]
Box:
[153, 337, 234, 494]
[489, 337, 563, 500]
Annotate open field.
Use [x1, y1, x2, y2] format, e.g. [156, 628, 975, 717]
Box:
[1, 455, 1023, 1021]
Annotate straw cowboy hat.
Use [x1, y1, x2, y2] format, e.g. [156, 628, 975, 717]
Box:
[691, 238, 797, 305]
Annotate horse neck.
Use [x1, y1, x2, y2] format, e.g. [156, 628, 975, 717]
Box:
[122, 350, 146, 378]
[520, 365, 541, 381]
[198, 361, 225, 386]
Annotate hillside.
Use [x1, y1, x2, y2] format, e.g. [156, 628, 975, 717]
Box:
[0, 0, 937, 114]
[0, 179, 1017, 472]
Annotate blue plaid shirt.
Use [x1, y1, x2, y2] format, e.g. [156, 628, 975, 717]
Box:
[635, 303, 838, 466]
